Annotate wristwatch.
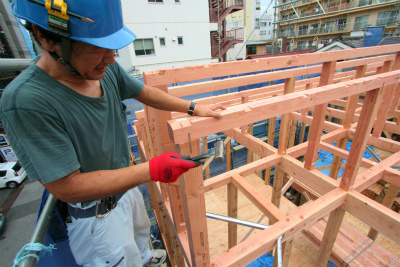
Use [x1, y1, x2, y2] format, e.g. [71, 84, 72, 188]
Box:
[188, 101, 196, 116]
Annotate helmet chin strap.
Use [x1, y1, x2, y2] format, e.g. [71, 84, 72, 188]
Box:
[48, 38, 81, 77]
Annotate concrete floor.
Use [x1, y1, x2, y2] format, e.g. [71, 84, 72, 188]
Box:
[0, 179, 44, 267]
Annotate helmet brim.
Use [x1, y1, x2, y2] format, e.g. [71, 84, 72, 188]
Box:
[71, 25, 136, 50]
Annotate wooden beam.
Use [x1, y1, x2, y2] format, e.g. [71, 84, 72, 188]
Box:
[343, 190, 400, 246]
[280, 156, 338, 195]
[231, 173, 287, 223]
[227, 182, 238, 249]
[144, 44, 400, 86]
[272, 77, 296, 208]
[340, 87, 384, 191]
[304, 61, 337, 170]
[367, 183, 400, 240]
[314, 208, 346, 267]
[177, 141, 210, 266]
[210, 188, 347, 267]
[167, 69, 400, 145]
[203, 154, 282, 192]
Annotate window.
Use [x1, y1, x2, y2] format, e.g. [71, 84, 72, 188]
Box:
[358, 0, 372, 6]
[260, 22, 267, 27]
[133, 39, 155, 56]
[354, 15, 368, 30]
[148, 0, 163, 2]
[247, 46, 257, 55]
[297, 41, 307, 50]
[0, 170, 6, 177]
[260, 30, 267, 35]
[114, 50, 119, 57]
[377, 11, 398, 26]
[310, 23, 319, 34]
[178, 36, 183, 45]
[255, 19, 260, 29]
[299, 25, 309, 36]
[175, 0, 180, 2]
[159, 37, 166, 46]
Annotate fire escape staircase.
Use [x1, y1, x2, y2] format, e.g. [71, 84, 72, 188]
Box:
[209, 0, 244, 60]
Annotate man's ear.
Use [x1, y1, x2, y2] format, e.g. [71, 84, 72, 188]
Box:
[32, 24, 57, 52]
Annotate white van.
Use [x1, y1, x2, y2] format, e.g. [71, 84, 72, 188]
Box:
[0, 161, 27, 189]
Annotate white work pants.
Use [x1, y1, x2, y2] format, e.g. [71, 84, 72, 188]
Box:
[67, 187, 152, 267]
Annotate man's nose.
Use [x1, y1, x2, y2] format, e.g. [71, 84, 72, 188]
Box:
[103, 49, 116, 64]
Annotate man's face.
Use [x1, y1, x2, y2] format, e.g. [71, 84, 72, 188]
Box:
[68, 42, 115, 80]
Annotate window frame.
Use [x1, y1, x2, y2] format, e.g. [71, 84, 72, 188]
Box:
[133, 38, 156, 56]
[177, 36, 184, 45]
[159, 37, 166, 46]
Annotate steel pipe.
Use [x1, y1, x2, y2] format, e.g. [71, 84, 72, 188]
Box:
[0, 59, 31, 72]
[19, 194, 57, 267]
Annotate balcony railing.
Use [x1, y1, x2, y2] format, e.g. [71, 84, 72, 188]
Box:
[279, 17, 399, 38]
[279, 0, 399, 22]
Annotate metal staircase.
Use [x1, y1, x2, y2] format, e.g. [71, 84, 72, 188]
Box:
[209, 0, 244, 61]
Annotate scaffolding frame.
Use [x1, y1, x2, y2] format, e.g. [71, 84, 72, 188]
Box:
[134, 44, 400, 267]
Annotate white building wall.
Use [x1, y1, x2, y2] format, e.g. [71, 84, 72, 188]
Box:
[118, 0, 215, 74]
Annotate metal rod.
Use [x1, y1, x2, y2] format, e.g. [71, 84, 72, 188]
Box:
[0, 59, 31, 72]
[206, 212, 270, 230]
[277, 235, 283, 267]
[206, 213, 283, 266]
[365, 146, 381, 163]
[19, 194, 58, 267]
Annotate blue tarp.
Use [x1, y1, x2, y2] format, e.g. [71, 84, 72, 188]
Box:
[363, 26, 384, 47]
[315, 141, 376, 177]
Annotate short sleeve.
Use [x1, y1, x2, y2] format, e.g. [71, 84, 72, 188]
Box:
[110, 62, 144, 100]
[2, 108, 80, 184]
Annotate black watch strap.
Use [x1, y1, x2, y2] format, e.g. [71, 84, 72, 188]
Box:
[188, 101, 196, 116]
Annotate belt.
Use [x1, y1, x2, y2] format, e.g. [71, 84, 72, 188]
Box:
[68, 192, 125, 220]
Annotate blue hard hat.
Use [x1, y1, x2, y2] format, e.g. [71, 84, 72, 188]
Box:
[11, 0, 136, 50]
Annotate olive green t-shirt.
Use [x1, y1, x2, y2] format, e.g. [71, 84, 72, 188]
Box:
[0, 56, 144, 184]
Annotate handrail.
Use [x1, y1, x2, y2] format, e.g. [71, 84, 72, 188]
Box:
[0, 59, 31, 72]
[19, 194, 58, 267]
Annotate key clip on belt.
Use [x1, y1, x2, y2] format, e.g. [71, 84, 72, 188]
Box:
[95, 195, 116, 220]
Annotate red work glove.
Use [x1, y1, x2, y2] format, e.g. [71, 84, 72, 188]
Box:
[149, 152, 201, 183]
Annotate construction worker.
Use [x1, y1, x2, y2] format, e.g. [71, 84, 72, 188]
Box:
[0, 1, 225, 266]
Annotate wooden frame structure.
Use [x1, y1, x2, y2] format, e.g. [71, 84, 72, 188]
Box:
[134, 44, 400, 266]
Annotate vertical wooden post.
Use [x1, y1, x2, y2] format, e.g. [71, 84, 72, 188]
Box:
[288, 118, 298, 148]
[299, 83, 312, 145]
[247, 123, 254, 163]
[227, 183, 238, 248]
[304, 61, 337, 170]
[265, 117, 276, 185]
[272, 77, 296, 267]
[177, 140, 210, 266]
[135, 116, 179, 266]
[314, 208, 346, 267]
[367, 184, 400, 240]
[341, 87, 384, 190]
[203, 137, 211, 180]
[272, 77, 296, 207]
[328, 63, 367, 180]
[373, 56, 400, 137]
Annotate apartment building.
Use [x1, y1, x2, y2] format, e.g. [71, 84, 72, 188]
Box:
[275, 0, 400, 51]
[224, 0, 275, 60]
[116, 0, 218, 74]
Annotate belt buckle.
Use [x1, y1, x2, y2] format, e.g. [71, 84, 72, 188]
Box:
[95, 195, 116, 220]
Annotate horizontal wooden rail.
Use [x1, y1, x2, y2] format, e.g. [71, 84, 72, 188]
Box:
[167, 54, 394, 97]
[144, 44, 400, 86]
[210, 188, 347, 267]
[168, 70, 400, 144]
